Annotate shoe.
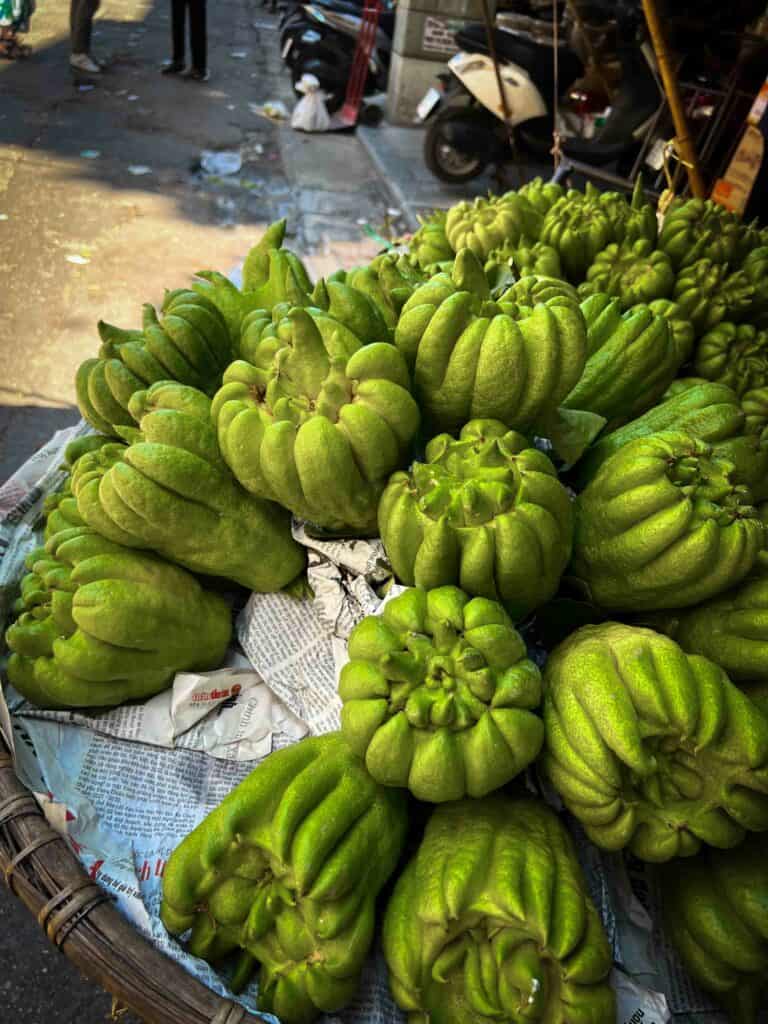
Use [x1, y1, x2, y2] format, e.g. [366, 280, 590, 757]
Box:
[70, 52, 101, 73]
[160, 59, 184, 74]
[182, 67, 210, 82]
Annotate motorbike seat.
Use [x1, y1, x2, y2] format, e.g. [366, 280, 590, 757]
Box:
[454, 22, 583, 98]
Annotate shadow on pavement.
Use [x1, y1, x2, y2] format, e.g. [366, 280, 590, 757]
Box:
[0, 0, 289, 227]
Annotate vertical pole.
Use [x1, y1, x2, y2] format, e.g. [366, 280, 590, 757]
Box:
[641, 0, 706, 197]
[479, 0, 513, 135]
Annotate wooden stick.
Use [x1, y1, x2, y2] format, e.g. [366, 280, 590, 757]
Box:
[641, 0, 706, 196]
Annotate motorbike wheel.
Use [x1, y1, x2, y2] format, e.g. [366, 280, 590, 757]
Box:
[424, 112, 487, 184]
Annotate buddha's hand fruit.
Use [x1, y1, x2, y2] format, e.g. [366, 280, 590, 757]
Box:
[572, 431, 763, 611]
[193, 220, 312, 347]
[508, 237, 563, 279]
[339, 585, 543, 802]
[652, 572, 768, 686]
[539, 190, 613, 281]
[631, 298, 695, 364]
[659, 834, 768, 1024]
[695, 322, 768, 396]
[213, 306, 419, 533]
[595, 176, 657, 245]
[240, 219, 313, 307]
[161, 733, 408, 1024]
[5, 527, 231, 709]
[379, 420, 573, 620]
[563, 295, 684, 429]
[575, 381, 746, 486]
[741, 245, 768, 316]
[542, 623, 768, 861]
[72, 382, 305, 592]
[383, 795, 615, 1024]
[445, 194, 542, 260]
[579, 239, 674, 308]
[408, 211, 454, 271]
[395, 255, 587, 436]
[42, 436, 121, 541]
[76, 290, 231, 436]
[518, 176, 565, 216]
[344, 252, 425, 328]
[672, 257, 730, 332]
[659, 197, 741, 269]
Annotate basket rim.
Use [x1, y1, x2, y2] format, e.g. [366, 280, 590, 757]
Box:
[0, 727, 265, 1024]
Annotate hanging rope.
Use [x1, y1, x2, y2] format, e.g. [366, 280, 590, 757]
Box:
[551, 0, 563, 168]
[656, 137, 692, 216]
[480, 0, 524, 187]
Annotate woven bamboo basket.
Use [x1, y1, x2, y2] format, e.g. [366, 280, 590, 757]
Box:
[0, 731, 263, 1024]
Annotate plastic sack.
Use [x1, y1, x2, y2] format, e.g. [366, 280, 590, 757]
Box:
[291, 73, 331, 133]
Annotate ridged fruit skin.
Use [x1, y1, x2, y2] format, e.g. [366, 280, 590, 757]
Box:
[42, 436, 120, 541]
[497, 273, 579, 312]
[660, 379, 768, 499]
[575, 381, 747, 486]
[339, 586, 543, 802]
[383, 795, 615, 1024]
[193, 220, 312, 346]
[572, 432, 763, 612]
[653, 573, 768, 685]
[695, 322, 768, 396]
[658, 197, 741, 269]
[345, 252, 426, 329]
[659, 834, 768, 1024]
[633, 298, 695, 364]
[72, 382, 305, 592]
[562, 295, 683, 430]
[409, 212, 454, 271]
[238, 276, 391, 367]
[75, 290, 232, 436]
[445, 194, 542, 260]
[743, 385, 768, 437]
[542, 622, 768, 861]
[506, 237, 563, 279]
[539, 190, 613, 282]
[241, 219, 312, 305]
[518, 176, 565, 216]
[213, 305, 419, 533]
[378, 420, 573, 621]
[578, 239, 674, 308]
[741, 245, 768, 316]
[160, 733, 408, 1024]
[594, 177, 658, 245]
[675, 263, 758, 335]
[394, 251, 587, 436]
[5, 527, 231, 709]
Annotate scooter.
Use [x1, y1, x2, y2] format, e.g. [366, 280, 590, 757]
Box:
[418, 6, 661, 183]
[280, 2, 394, 113]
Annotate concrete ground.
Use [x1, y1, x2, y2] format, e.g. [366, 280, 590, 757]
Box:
[0, 0, 396, 482]
[0, 0, 402, 1018]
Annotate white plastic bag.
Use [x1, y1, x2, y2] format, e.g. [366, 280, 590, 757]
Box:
[291, 73, 331, 132]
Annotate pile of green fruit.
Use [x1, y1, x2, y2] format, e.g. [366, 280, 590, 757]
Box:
[4, 182, 768, 1023]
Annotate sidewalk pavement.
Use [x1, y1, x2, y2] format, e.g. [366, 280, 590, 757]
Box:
[358, 116, 552, 230]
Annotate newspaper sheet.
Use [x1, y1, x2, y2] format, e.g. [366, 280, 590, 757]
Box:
[0, 422, 728, 1024]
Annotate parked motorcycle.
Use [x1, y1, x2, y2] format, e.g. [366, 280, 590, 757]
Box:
[418, 5, 661, 183]
[280, 2, 395, 114]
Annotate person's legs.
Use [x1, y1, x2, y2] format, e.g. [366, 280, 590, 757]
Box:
[70, 0, 100, 55]
[171, 0, 186, 63]
[188, 0, 206, 73]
